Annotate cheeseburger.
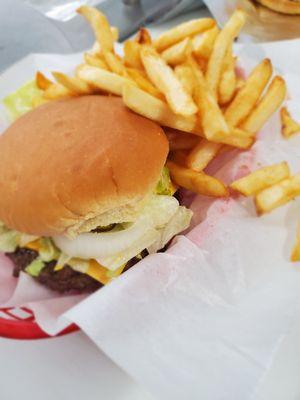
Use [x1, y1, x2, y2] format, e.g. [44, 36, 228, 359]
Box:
[0, 96, 192, 292]
[256, 0, 300, 14]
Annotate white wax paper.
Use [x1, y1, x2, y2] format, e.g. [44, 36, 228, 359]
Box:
[1, 37, 300, 400]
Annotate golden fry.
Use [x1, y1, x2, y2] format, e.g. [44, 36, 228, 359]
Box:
[77, 6, 114, 52]
[141, 46, 198, 117]
[186, 139, 222, 171]
[255, 172, 300, 215]
[43, 83, 74, 100]
[153, 18, 215, 52]
[77, 65, 133, 95]
[206, 10, 246, 99]
[281, 107, 300, 138]
[230, 162, 290, 196]
[135, 27, 152, 45]
[167, 160, 229, 197]
[122, 84, 198, 133]
[225, 59, 273, 127]
[123, 40, 143, 69]
[103, 51, 127, 75]
[84, 53, 109, 70]
[291, 224, 300, 262]
[242, 76, 287, 135]
[174, 64, 195, 96]
[161, 38, 192, 66]
[36, 71, 52, 90]
[193, 25, 219, 60]
[52, 71, 92, 95]
[218, 45, 236, 106]
[126, 67, 164, 99]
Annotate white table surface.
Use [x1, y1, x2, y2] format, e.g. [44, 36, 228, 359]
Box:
[1, 6, 300, 400]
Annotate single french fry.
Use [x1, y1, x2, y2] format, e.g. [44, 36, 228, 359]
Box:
[230, 162, 290, 196]
[123, 40, 143, 69]
[52, 71, 92, 95]
[77, 6, 114, 52]
[242, 76, 287, 135]
[141, 46, 198, 117]
[167, 160, 229, 197]
[236, 76, 245, 91]
[84, 53, 109, 70]
[206, 10, 246, 99]
[225, 59, 273, 127]
[122, 84, 198, 133]
[111, 26, 119, 42]
[218, 45, 236, 106]
[281, 107, 300, 138]
[255, 172, 300, 215]
[43, 83, 74, 100]
[126, 67, 164, 99]
[188, 55, 230, 139]
[77, 65, 133, 96]
[153, 18, 215, 52]
[36, 71, 52, 90]
[103, 51, 127, 75]
[193, 25, 219, 60]
[161, 38, 192, 66]
[174, 64, 195, 96]
[186, 139, 222, 171]
[164, 128, 200, 151]
[135, 27, 152, 45]
[291, 224, 300, 262]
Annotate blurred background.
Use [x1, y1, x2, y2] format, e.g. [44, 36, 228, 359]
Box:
[1, 0, 300, 73]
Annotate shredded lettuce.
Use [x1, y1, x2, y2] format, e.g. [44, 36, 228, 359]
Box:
[25, 258, 45, 277]
[156, 167, 174, 196]
[0, 228, 20, 252]
[3, 80, 42, 120]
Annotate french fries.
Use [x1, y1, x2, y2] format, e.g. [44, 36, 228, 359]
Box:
[291, 224, 300, 262]
[123, 40, 143, 69]
[153, 18, 215, 52]
[193, 25, 219, 61]
[206, 10, 246, 99]
[218, 45, 236, 106]
[126, 68, 164, 99]
[242, 76, 287, 135]
[36, 71, 52, 90]
[225, 59, 273, 127]
[174, 64, 195, 96]
[103, 51, 127, 75]
[230, 162, 290, 196]
[140, 46, 198, 117]
[77, 6, 114, 52]
[164, 128, 200, 151]
[186, 139, 222, 171]
[167, 161, 229, 197]
[255, 172, 300, 215]
[84, 53, 109, 70]
[122, 84, 197, 133]
[77, 65, 133, 96]
[52, 71, 92, 95]
[135, 28, 152, 45]
[43, 83, 74, 100]
[161, 38, 192, 66]
[281, 107, 300, 138]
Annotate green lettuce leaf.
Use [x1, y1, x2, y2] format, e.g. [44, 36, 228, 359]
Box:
[0, 229, 20, 252]
[3, 80, 42, 120]
[156, 167, 173, 196]
[25, 258, 45, 277]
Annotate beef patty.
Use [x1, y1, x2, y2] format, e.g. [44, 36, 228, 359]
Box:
[6, 247, 148, 293]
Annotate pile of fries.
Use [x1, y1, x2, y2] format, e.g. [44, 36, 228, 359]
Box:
[33, 6, 300, 261]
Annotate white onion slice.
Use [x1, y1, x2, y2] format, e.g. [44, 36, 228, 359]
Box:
[53, 217, 152, 259]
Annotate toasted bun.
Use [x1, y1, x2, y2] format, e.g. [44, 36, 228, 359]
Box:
[256, 0, 300, 14]
[0, 96, 168, 236]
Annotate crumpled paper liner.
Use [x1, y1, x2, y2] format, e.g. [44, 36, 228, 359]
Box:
[1, 39, 300, 399]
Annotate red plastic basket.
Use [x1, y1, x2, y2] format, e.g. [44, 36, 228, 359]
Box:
[0, 307, 78, 340]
